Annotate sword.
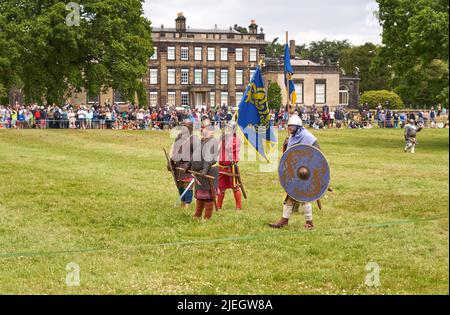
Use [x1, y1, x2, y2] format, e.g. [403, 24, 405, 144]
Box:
[317, 199, 322, 210]
[317, 188, 333, 210]
[208, 177, 218, 211]
[176, 167, 218, 211]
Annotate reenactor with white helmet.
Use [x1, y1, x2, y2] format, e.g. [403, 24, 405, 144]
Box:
[269, 114, 321, 229]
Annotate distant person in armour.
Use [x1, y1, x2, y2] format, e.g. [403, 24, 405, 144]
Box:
[404, 120, 423, 154]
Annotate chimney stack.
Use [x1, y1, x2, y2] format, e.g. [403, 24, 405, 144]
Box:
[175, 12, 186, 32]
[289, 40, 296, 59]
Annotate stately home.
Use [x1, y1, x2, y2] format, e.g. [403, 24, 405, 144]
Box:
[145, 13, 266, 109]
[263, 40, 360, 109]
[8, 13, 360, 109]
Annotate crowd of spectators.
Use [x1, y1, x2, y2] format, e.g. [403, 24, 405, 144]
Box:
[0, 102, 237, 130]
[373, 104, 448, 129]
[0, 101, 448, 130]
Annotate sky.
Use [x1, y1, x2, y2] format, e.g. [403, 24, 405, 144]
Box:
[143, 0, 382, 46]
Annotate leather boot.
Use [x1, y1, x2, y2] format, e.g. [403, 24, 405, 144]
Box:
[193, 200, 204, 219]
[204, 201, 214, 220]
[233, 189, 242, 210]
[304, 220, 315, 230]
[268, 218, 289, 229]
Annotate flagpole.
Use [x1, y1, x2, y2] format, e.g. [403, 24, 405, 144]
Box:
[285, 31, 291, 115]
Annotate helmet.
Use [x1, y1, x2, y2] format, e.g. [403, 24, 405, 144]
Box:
[288, 114, 303, 127]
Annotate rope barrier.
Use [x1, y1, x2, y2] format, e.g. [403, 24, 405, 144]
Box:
[0, 214, 447, 259]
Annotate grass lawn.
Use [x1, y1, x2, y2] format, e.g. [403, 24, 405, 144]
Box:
[0, 128, 448, 294]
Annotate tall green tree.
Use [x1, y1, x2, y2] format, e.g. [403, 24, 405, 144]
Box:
[0, 0, 153, 105]
[395, 59, 449, 108]
[376, 0, 449, 106]
[340, 43, 390, 92]
[0, 3, 22, 97]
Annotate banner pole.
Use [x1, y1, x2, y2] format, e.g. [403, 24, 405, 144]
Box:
[285, 31, 291, 114]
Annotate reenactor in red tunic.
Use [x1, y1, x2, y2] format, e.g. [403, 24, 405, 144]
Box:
[217, 121, 242, 210]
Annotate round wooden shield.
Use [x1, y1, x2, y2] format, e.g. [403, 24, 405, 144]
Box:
[278, 144, 331, 202]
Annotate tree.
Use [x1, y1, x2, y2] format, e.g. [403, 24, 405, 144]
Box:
[360, 90, 404, 109]
[267, 83, 282, 111]
[0, 3, 22, 97]
[294, 43, 307, 57]
[265, 38, 284, 58]
[394, 59, 449, 107]
[0, 0, 153, 105]
[267, 38, 352, 64]
[376, 0, 449, 107]
[340, 43, 391, 92]
[0, 83, 6, 100]
[299, 39, 351, 64]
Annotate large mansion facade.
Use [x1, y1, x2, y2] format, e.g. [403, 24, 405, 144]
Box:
[10, 13, 360, 109]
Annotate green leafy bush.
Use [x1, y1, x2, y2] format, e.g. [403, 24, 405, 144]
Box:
[360, 90, 404, 109]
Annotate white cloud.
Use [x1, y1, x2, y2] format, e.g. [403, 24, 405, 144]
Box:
[143, 0, 382, 45]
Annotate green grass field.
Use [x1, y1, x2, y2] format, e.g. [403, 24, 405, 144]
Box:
[0, 128, 448, 295]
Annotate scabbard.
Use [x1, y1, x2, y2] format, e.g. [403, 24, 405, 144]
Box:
[233, 164, 247, 200]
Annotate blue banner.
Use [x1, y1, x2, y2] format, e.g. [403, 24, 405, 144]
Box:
[237, 66, 277, 162]
[284, 44, 297, 106]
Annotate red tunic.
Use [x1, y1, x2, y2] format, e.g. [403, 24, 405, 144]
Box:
[218, 135, 241, 192]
